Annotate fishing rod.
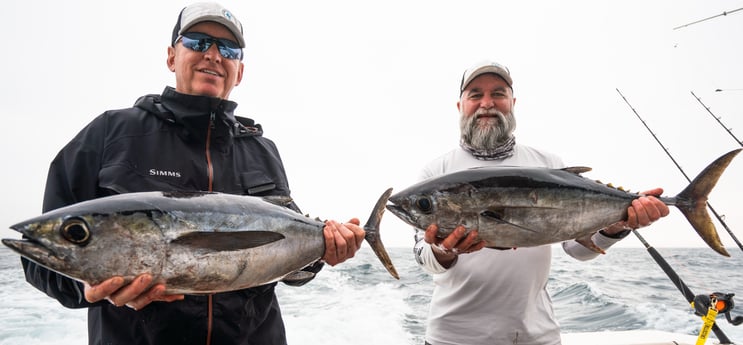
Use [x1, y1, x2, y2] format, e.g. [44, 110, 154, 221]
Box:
[618, 88, 742, 341]
[633, 231, 738, 344]
[690, 91, 743, 147]
[673, 7, 743, 30]
[615, 88, 743, 253]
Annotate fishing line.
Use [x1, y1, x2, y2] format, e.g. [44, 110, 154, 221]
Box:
[673, 7, 743, 31]
[615, 88, 743, 254]
[690, 91, 743, 148]
[617, 89, 742, 343]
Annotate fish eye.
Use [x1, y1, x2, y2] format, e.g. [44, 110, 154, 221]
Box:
[60, 218, 90, 246]
[416, 197, 433, 214]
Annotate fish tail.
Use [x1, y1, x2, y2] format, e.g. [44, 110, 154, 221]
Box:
[363, 188, 399, 279]
[675, 148, 741, 257]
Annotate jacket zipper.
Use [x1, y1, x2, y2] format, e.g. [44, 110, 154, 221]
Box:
[205, 112, 215, 192]
[205, 111, 215, 345]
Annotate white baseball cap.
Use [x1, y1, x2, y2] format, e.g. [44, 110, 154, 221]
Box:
[172, 2, 245, 48]
[460, 60, 513, 94]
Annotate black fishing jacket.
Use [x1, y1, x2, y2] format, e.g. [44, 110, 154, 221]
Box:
[22, 87, 321, 345]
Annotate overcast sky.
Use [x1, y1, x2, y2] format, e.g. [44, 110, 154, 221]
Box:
[2, 0, 742, 255]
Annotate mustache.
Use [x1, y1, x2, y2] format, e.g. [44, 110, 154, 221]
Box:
[474, 108, 501, 117]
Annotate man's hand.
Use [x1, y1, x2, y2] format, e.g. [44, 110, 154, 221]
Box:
[424, 224, 486, 268]
[627, 188, 670, 228]
[84, 274, 184, 310]
[322, 218, 365, 266]
[603, 188, 671, 236]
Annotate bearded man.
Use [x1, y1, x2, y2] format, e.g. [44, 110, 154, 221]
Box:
[412, 61, 669, 345]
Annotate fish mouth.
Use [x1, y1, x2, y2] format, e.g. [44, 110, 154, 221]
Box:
[2, 237, 78, 284]
[385, 204, 417, 227]
[1, 237, 55, 265]
[4, 222, 59, 266]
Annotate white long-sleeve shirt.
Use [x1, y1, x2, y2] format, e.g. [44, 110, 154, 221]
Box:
[416, 145, 624, 345]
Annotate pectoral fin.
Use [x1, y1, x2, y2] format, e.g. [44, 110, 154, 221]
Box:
[172, 231, 285, 252]
[480, 210, 538, 233]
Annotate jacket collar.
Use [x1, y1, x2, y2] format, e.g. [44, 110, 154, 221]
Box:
[160, 86, 238, 123]
[158, 87, 239, 145]
[134, 87, 263, 145]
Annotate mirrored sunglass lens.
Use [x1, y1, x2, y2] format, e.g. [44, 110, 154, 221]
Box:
[218, 45, 242, 60]
[213, 38, 242, 59]
[181, 33, 242, 60]
[181, 35, 211, 52]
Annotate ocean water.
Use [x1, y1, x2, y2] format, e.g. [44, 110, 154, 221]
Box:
[1, 246, 741, 345]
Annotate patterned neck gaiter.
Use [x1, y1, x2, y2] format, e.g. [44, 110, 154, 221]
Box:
[460, 136, 516, 161]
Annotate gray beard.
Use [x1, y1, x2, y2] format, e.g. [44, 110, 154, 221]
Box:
[459, 107, 517, 150]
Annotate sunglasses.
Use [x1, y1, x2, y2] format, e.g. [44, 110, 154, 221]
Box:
[178, 32, 243, 60]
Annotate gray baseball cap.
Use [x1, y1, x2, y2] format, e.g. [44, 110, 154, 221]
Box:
[172, 2, 245, 48]
[460, 60, 513, 94]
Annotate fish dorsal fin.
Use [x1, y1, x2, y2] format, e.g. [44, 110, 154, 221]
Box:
[171, 231, 285, 252]
[262, 195, 294, 207]
[563, 166, 592, 175]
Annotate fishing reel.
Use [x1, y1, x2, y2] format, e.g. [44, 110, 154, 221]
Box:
[693, 292, 743, 326]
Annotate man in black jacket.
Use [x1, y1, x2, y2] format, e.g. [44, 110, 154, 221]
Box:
[23, 3, 366, 344]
